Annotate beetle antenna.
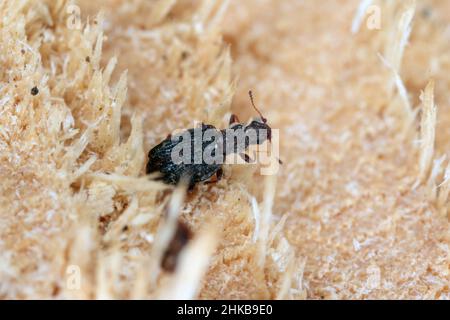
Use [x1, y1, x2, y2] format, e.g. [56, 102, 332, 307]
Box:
[249, 90, 267, 123]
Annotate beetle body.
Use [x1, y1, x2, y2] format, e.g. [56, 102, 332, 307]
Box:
[147, 124, 223, 189]
[146, 92, 274, 190]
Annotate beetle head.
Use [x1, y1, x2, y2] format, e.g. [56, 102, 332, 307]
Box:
[245, 118, 272, 145]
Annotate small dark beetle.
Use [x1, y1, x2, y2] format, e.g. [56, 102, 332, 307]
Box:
[146, 91, 276, 190]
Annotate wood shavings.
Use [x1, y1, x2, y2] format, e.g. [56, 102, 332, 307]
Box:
[351, 0, 374, 34]
[156, 222, 218, 300]
[257, 175, 277, 268]
[417, 80, 437, 184]
[1, 0, 449, 300]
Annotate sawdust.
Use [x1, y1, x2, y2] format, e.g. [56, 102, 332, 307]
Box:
[0, 0, 448, 299]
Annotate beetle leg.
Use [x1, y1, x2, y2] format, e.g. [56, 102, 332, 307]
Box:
[205, 168, 224, 185]
[188, 181, 196, 191]
[216, 167, 223, 181]
[229, 114, 240, 125]
[240, 153, 255, 163]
